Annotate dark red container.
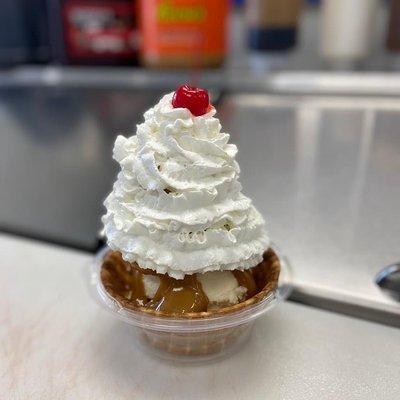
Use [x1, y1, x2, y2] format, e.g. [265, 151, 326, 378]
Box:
[49, 0, 138, 65]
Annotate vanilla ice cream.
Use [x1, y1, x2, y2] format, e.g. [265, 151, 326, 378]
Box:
[141, 270, 248, 305]
[142, 274, 161, 299]
[197, 271, 247, 305]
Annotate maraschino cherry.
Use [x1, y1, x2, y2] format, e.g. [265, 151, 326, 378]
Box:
[172, 85, 210, 116]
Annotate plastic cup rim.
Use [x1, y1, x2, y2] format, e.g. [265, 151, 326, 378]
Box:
[87, 243, 293, 333]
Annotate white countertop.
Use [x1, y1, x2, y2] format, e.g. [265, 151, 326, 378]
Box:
[1, 233, 399, 400]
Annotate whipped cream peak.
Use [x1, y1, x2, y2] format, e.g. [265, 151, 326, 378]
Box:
[102, 91, 270, 278]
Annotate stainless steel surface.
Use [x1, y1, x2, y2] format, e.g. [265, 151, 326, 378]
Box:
[220, 94, 400, 324]
[1, 233, 400, 399]
[0, 87, 161, 249]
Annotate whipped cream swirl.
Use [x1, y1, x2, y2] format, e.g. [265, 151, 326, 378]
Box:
[102, 92, 269, 278]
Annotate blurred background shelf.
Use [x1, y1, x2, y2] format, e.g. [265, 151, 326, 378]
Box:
[5, 66, 400, 96]
[2, 2, 400, 94]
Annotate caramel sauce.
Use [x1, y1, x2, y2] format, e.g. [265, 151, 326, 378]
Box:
[102, 252, 261, 313]
[232, 270, 258, 299]
[109, 253, 148, 305]
[147, 274, 209, 314]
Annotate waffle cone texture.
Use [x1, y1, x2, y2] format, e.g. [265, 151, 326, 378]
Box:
[100, 248, 281, 357]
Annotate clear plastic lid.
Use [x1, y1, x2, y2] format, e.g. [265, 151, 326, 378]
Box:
[88, 244, 293, 333]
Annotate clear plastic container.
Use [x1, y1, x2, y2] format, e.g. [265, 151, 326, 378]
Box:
[88, 245, 292, 363]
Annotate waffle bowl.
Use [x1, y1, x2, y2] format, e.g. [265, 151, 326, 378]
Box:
[89, 245, 292, 363]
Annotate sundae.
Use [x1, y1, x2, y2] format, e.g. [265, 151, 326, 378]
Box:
[98, 85, 281, 356]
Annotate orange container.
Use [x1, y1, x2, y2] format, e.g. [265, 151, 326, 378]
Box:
[139, 0, 229, 68]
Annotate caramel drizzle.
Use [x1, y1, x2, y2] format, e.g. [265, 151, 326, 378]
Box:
[104, 252, 258, 313]
[232, 270, 258, 299]
[147, 274, 209, 314]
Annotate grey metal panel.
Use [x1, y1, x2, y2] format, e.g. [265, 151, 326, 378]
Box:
[219, 94, 400, 323]
[0, 87, 161, 249]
